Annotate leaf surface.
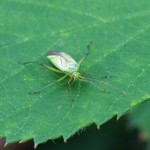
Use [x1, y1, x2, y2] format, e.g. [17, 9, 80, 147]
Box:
[0, 0, 150, 144]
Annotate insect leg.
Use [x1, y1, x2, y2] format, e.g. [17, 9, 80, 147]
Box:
[78, 42, 93, 65]
[68, 77, 74, 88]
[56, 78, 72, 116]
[18, 61, 63, 74]
[29, 74, 67, 94]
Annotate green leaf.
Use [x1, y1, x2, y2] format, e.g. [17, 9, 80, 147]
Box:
[0, 0, 150, 145]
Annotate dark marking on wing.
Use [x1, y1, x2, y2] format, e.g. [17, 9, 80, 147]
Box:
[47, 51, 70, 63]
[46, 51, 61, 56]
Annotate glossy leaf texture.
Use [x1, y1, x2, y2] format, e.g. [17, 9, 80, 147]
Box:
[0, 0, 150, 145]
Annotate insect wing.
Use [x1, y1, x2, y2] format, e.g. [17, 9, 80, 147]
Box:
[47, 51, 79, 72]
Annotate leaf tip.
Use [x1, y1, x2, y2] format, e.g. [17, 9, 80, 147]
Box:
[63, 137, 67, 143]
[97, 125, 100, 130]
[4, 142, 8, 147]
[33, 139, 38, 149]
[34, 143, 38, 149]
[116, 115, 120, 120]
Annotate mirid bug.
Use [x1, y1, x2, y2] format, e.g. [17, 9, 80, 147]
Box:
[19, 42, 131, 98]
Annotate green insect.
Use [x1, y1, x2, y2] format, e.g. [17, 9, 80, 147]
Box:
[20, 42, 130, 98]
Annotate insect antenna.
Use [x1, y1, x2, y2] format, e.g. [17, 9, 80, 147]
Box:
[79, 78, 111, 93]
[81, 71, 112, 79]
[79, 77, 133, 100]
